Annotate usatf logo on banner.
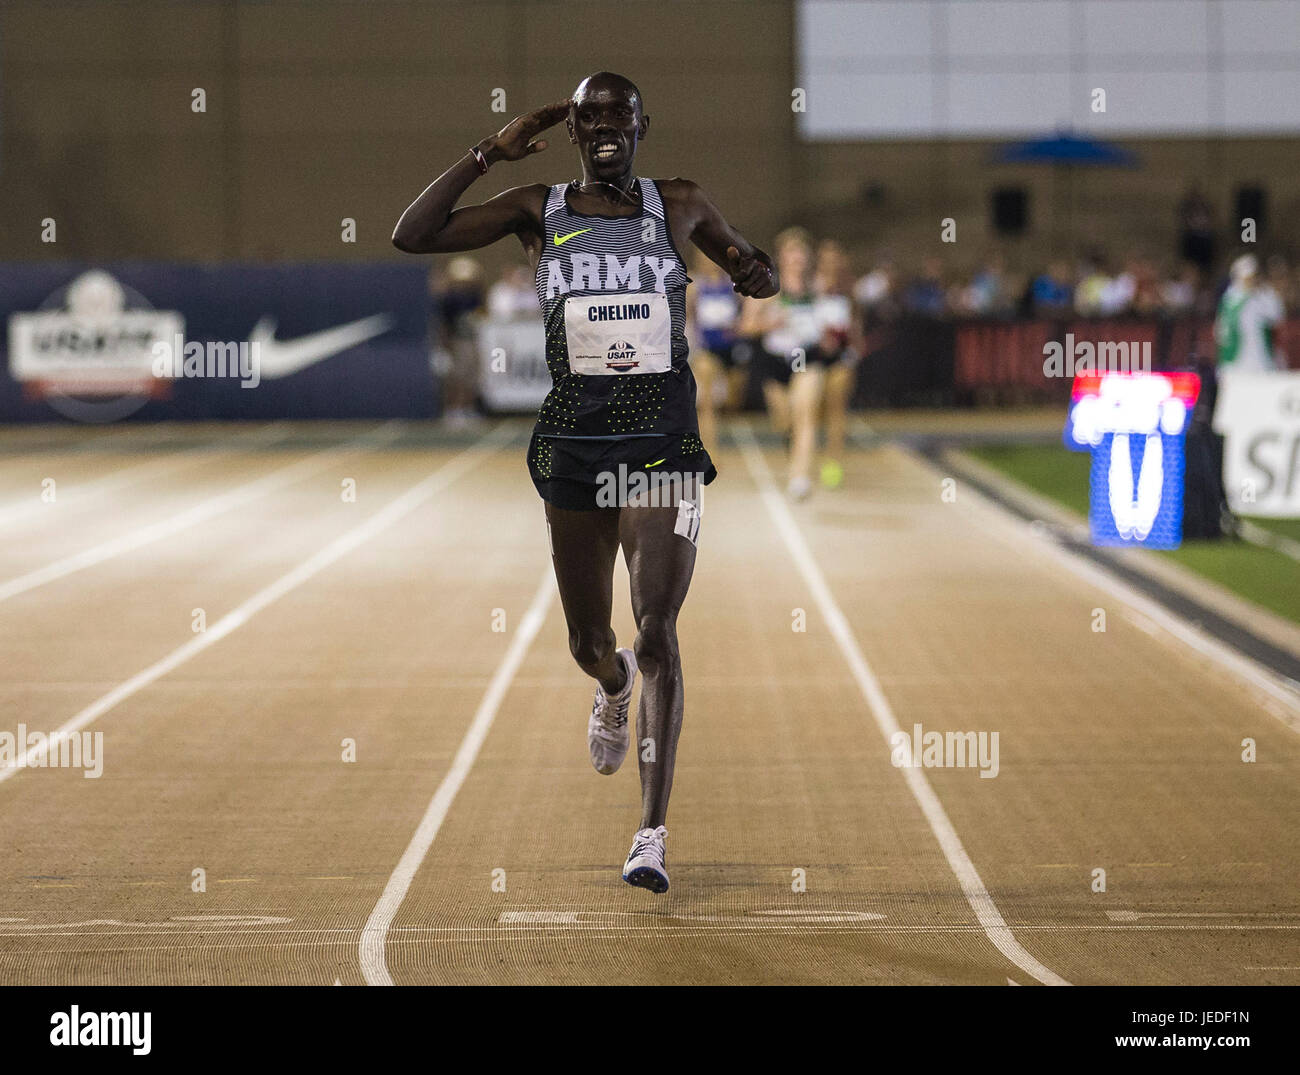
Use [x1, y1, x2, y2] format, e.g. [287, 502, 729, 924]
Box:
[1064, 371, 1201, 549]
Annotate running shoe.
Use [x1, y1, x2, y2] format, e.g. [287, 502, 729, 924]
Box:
[622, 825, 669, 893]
[587, 647, 636, 775]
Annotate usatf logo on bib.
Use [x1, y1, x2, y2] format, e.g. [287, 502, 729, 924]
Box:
[606, 340, 638, 372]
[564, 292, 671, 376]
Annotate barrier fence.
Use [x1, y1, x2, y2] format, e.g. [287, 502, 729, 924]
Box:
[3, 263, 1296, 421]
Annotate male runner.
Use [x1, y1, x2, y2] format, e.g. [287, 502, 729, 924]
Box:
[393, 72, 779, 892]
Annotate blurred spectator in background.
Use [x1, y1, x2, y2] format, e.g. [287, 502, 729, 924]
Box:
[1265, 254, 1296, 315]
[955, 251, 1011, 316]
[1031, 260, 1074, 316]
[1177, 183, 1216, 275]
[1216, 253, 1284, 372]
[903, 257, 947, 317]
[1129, 254, 1164, 316]
[853, 254, 901, 326]
[1159, 261, 1200, 317]
[429, 257, 486, 427]
[828, 251, 1230, 325]
[1099, 253, 1136, 316]
[1074, 252, 1110, 316]
[486, 264, 537, 321]
[686, 248, 745, 457]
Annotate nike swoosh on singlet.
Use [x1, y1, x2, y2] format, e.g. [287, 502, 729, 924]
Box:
[553, 228, 593, 246]
[645, 458, 667, 468]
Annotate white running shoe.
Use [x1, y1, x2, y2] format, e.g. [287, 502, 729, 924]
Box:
[787, 475, 812, 501]
[587, 647, 636, 775]
[622, 825, 669, 893]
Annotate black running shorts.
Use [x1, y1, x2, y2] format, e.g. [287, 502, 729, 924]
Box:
[527, 430, 717, 511]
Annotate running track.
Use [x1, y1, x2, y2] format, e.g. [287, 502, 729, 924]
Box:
[0, 419, 1296, 985]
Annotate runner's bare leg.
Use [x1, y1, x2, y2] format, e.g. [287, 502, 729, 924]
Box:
[619, 477, 699, 828]
[545, 503, 627, 695]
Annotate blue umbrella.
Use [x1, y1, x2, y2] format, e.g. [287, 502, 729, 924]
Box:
[994, 131, 1139, 167]
[992, 131, 1140, 253]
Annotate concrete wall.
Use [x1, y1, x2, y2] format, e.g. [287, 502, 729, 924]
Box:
[2, 0, 1296, 278]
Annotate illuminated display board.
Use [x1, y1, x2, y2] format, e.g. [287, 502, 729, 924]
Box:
[1064, 372, 1201, 549]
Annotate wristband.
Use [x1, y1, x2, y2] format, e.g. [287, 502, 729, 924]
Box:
[470, 145, 490, 174]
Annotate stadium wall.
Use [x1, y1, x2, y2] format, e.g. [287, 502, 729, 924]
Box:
[1, 1, 1297, 277]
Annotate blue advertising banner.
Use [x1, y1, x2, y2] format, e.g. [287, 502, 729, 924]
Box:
[0, 263, 433, 422]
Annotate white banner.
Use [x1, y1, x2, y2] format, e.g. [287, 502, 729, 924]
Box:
[1213, 369, 1300, 518]
[476, 317, 550, 413]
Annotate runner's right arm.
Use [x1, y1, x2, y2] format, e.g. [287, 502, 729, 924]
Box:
[392, 101, 570, 254]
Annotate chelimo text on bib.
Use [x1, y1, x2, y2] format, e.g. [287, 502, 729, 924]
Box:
[564, 292, 672, 375]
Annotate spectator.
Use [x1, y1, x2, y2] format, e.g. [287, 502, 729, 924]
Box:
[1159, 261, 1200, 317]
[1215, 254, 1284, 372]
[1265, 254, 1296, 315]
[903, 257, 947, 317]
[1099, 254, 1136, 316]
[1074, 254, 1111, 316]
[1177, 183, 1216, 275]
[1129, 255, 1164, 316]
[958, 252, 1009, 316]
[1031, 260, 1074, 316]
[853, 256, 901, 325]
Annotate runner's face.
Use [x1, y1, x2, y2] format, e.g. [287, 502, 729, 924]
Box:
[570, 86, 644, 182]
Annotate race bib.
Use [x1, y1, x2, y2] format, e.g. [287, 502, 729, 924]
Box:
[564, 292, 672, 375]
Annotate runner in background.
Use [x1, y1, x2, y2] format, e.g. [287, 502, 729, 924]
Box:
[429, 257, 487, 427]
[486, 264, 540, 321]
[741, 228, 858, 499]
[812, 239, 861, 490]
[686, 248, 744, 457]
[741, 227, 819, 497]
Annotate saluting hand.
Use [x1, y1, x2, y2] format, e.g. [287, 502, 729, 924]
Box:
[483, 100, 572, 164]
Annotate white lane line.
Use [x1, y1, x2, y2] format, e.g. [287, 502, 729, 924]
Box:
[1238, 519, 1300, 564]
[734, 422, 1071, 987]
[496, 910, 887, 925]
[0, 424, 508, 786]
[0, 420, 404, 605]
[918, 448, 1300, 730]
[359, 565, 557, 987]
[0, 422, 293, 530]
[1107, 910, 1300, 921]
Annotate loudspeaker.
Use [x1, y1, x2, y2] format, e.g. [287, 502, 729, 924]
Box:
[991, 187, 1028, 235]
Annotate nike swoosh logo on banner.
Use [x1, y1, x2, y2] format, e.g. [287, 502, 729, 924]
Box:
[247, 313, 396, 379]
[553, 228, 592, 246]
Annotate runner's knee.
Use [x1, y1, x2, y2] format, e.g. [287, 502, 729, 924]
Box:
[569, 626, 615, 672]
[633, 613, 678, 675]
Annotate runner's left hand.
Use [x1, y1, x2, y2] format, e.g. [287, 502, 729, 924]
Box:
[726, 246, 778, 298]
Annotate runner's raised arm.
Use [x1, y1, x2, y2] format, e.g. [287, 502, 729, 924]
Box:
[391, 100, 570, 254]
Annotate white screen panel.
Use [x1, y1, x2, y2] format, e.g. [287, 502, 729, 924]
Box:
[797, 0, 1300, 139]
